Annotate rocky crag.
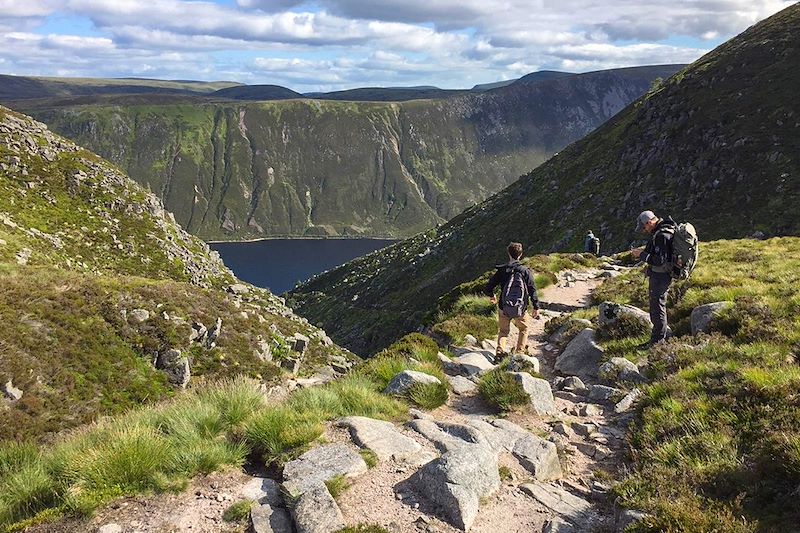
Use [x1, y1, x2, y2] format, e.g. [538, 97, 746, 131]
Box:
[14, 65, 679, 240]
[0, 106, 354, 441]
[289, 4, 800, 355]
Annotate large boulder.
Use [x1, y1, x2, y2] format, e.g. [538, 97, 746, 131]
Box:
[512, 435, 562, 481]
[384, 370, 442, 396]
[337, 416, 422, 462]
[510, 372, 557, 415]
[691, 301, 733, 335]
[2, 379, 23, 401]
[155, 348, 191, 387]
[240, 477, 283, 507]
[598, 357, 646, 384]
[520, 483, 594, 527]
[614, 388, 644, 414]
[282, 444, 367, 498]
[408, 419, 488, 453]
[455, 352, 496, 377]
[412, 444, 500, 531]
[554, 329, 604, 381]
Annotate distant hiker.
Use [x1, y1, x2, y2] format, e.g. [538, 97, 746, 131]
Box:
[584, 230, 600, 256]
[484, 242, 540, 358]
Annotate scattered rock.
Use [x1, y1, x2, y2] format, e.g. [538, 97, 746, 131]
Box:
[97, 524, 123, 533]
[251, 502, 293, 533]
[510, 372, 557, 415]
[551, 422, 572, 437]
[412, 444, 500, 531]
[280, 356, 302, 375]
[189, 321, 207, 343]
[616, 509, 651, 532]
[520, 483, 593, 526]
[291, 483, 345, 533]
[155, 348, 190, 387]
[227, 283, 250, 295]
[447, 375, 478, 395]
[3, 379, 23, 401]
[598, 357, 646, 384]
[561, 376, 589, 395]
[337, 416, 422, 462]
[206, 317, 223, 347]
[464, 334, 478, 347]
[555, 329, 604, 381]
[543, 517, 576, 533]
[614, 388, 643, 413]
[384, 370, 442, 396]
[455, 352, 496, 377]
[588, 385, 621, 402]
[507, 354, 541, 374]
[240, 477, 283, 507]
[282, 444, 367, 498]
[129, 308, 150, 323]
[292, 333, 311, 354]
[571, 422, 597, 437]
[691, 301, 733, 335]
[579, 404, 603, 417]
[598, 302, 651, 328]
[512, 434, 563, 481]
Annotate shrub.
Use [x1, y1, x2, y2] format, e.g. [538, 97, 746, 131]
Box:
[478, 367, 528, 411]
[407, 382, 449, 410]
[597, 313, 651, 340]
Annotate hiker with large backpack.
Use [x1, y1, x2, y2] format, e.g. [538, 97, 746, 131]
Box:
[483, 242, 540, 359]
[631, 210, 699, 348]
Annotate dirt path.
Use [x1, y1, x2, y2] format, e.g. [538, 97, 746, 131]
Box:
[74, 268, 619, 533]
[337, 269, 624, 533]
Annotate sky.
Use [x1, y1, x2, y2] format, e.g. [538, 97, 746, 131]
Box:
[0, 0, 793, 92]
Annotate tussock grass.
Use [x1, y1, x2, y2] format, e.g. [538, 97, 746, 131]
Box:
[407, 382, 449, 410]
[222, 499, 253, 523]
[324, 474, 350, 501]
[478, 366, 528, 411]
[336, 525, 390, 533]
[600, 238, 800, 531]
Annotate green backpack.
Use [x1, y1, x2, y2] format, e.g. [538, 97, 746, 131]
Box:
[670, 222, 699, 280]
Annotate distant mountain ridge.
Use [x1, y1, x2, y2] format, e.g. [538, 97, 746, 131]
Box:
[288, 5, 800, 355]
[12, 64, 680, 240]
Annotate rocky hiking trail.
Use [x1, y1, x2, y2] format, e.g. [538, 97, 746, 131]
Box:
[81, 265, 647, 533]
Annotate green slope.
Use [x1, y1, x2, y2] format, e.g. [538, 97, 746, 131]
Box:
[0, 106, 352, 441]
[12, 65, 679, 240]
[288, 4, 800, 355]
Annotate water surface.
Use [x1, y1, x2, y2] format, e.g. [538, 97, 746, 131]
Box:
[210, 238, 395, 294]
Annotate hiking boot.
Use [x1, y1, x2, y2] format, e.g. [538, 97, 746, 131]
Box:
[495, 350, 511, 362]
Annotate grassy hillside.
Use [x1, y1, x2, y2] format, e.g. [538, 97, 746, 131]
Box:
[210, 84, 303, 100]
[289, 4, 800, 355]
[593, 238, 800, 532]
[13, 65, 679, 240]
[0, 106, 352, 442]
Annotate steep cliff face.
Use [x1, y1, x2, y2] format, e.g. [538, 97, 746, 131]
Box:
[288, 4, 800, 355]
[21, 65, 680, 240]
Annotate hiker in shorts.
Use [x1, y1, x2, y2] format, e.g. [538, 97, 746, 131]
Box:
[484, 242, 540, 359]
[631, 210, 676, 347]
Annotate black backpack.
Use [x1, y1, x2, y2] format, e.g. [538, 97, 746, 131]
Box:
[502, 267, 528, 318]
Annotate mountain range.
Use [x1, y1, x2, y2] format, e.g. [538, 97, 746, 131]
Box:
[5, 65, 680, 240]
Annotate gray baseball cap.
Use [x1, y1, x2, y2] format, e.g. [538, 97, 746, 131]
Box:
[635, 210, 656, 232]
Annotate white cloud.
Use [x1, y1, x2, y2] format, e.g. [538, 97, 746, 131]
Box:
[0, 0, 793, 91]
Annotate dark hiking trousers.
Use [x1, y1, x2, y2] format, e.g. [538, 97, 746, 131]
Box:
[649, 271, 672, 344]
